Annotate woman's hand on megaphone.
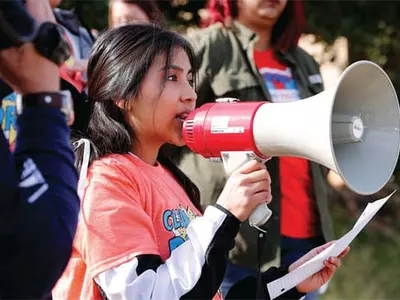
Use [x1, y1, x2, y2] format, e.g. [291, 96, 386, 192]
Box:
[216, 160, 272, 222]
[290, 242, 350, 294]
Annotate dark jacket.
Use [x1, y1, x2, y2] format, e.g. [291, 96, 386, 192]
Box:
[0, 106, 79, 298]
[54, 8, 93, 61]
[175, 21, 334, 271]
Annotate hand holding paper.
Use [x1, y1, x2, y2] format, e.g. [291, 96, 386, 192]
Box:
[290, 243, 350, 294]
[267, 191, 396, 299]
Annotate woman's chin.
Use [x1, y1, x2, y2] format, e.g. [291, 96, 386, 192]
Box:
[174, 139, 186, 147]
[167, 135, 186, 148]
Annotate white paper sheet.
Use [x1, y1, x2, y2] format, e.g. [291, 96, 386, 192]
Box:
[267, 191, 396, 300]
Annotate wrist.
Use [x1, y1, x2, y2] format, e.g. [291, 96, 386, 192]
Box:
[215, 200, 245, 222]
[20, 75, 60, 94]
[205, 205, 241, 239]
[17, 44, 60, 94]
[16, 91, 74, 125]
[214, 204, 242, 224]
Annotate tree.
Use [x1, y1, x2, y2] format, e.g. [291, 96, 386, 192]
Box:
[304, 0, 400, 94]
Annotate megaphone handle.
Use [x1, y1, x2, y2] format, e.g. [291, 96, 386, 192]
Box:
[249, 203, 273, 228]
[221, 151, 273, 228]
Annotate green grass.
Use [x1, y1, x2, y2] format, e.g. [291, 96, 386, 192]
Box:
[322, 204, 400, 300]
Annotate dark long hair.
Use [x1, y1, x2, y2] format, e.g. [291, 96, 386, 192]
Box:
[203, 0, 306, 52]
[74, 24, 201, 211]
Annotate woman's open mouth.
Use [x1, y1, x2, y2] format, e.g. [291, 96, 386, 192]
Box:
[175, 112, 190, 122]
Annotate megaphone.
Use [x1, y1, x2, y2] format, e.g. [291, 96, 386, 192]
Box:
[183, 60, 400, 228]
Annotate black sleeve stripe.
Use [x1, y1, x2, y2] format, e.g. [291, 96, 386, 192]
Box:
[136, 254, 163, 276]
[181, 205, 240, 299]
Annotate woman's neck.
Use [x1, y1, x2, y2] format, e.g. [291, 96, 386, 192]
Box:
[131, 142, 160, 166]
[236, 19, 273, 51]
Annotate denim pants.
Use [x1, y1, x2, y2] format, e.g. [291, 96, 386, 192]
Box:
[220, 236, 326, 299]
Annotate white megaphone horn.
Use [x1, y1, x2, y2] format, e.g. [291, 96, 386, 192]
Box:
[183, 60, 400, 228]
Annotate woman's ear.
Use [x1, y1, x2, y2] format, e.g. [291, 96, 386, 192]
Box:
[114, 99, 125, 110]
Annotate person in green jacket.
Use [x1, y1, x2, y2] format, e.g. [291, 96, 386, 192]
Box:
[171, 0, 335, 298]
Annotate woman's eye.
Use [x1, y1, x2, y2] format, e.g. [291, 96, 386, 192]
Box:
[167, 74, 177, 81]
[188, 79, 194, 87]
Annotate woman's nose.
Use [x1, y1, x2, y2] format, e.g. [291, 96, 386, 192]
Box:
[181, 82, 197, 104]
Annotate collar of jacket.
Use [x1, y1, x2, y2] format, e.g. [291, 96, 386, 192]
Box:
[54, 8, 80, 36]
[231, 20, 298, 68]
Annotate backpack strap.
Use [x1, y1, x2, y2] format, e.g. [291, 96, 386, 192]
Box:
[72, 138, 90, 200]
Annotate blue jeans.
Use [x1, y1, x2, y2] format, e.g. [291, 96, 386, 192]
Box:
[220, 236, 325, 299]
[220, 261, 257, 299]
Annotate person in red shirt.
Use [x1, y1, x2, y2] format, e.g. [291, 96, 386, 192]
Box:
[171, 0, 336, 299]
[252, 49, 319, 243]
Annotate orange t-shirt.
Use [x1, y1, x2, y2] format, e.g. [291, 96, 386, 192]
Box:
[53, 154, 222, 299]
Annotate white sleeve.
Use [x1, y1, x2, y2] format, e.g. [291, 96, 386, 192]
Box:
[94, 205, 241, 300]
